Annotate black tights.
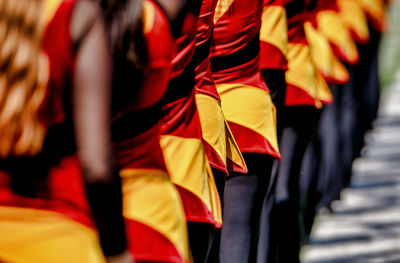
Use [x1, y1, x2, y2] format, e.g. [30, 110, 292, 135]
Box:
[188, 169, 226, 263]
[219, 153, 274, 263]
[274, 106, 318, 263]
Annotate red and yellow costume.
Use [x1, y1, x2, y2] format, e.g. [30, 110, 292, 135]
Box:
[210, 0, 280, 159]
[111, 1, 191, 262]
[337, 0, 370, 44]
[159, 1, 222, 228]
[285, 12, 323, 108]
[312, 0, 359, 65]
[357, 0, 386, 32]
[260, 0, 289, 71]
[0, 0, 104, 262]
[302, 5, 350, 96]
[194, 0, 246, 175]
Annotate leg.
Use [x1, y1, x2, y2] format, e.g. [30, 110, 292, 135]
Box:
[188, 222, 215, 263]
[318, 85, 344, 208]
[262, 69, 286, 138]
[219, 153, 273, 263]
[205, 168, 226, 263]
[301, 109, 322, 237]
[274, 106, 318, 263]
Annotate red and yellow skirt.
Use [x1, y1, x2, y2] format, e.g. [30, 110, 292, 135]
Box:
[259, 0, 288, 70]
[285, 42, 322, 108]
[0, 206, 105, 263]
[160, 91, 222, 228]
[0, 156, 104, 263]
[114, 124, 192, 263]
[315, 9, 359, 65]
[338, 0, 370, 44]
[195, 57, 246, 175]
[304, 21, 349, 86]
[215, 80, 280, 159]
[195, 93, 247, 174]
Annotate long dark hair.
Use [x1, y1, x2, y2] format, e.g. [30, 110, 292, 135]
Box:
[99, 0, 147, 115]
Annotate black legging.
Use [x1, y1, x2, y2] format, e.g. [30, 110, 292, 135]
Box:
[189, 168, 226, 263]
[219, 153, 274, 263]
[262, 69, 287, 137]
[256, 69, 286, 263]
[274, 105, 318, 263]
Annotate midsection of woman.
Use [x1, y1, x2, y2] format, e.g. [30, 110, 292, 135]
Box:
[108, 1, 191, 262]
[193, 0, 246, 175]
[210, 0, 280, 159]
[0, 0, 117, 262]
[158, 0, 222, 229]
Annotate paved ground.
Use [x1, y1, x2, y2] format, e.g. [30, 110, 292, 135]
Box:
[301, 72, 400, 263]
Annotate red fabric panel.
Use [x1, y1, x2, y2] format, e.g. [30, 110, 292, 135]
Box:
[285, 83, 319, 107]
[202, 141, 229, 175]
[227, 122, 281, 159]
[160, 92, 203, 140]
[260, 41, 288, 70]
[175, 185, 222, 228]
[125, 218, 187, 263]
[114, 123, 168, 172]
[0, 156, 95, 228]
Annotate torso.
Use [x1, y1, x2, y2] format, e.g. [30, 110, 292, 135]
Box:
[210, 0, 267, 90]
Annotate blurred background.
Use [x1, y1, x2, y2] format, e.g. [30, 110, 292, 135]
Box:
[302, 1, 400, 262]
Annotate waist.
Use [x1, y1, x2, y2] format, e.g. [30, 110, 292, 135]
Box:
[210, 32, 260, 72]
[112, 102, 164, 142]
[0, 156, 94, 228]
[113, 123, 167, 173]
[194, 58, 220, 100]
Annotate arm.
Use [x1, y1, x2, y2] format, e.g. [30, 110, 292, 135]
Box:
[70, 1, 131, 261]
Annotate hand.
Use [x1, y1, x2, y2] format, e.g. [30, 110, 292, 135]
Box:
[107, 250, 135, 263]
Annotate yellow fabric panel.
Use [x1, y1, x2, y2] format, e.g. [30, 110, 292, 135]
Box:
[195, 93, 246, 171]
[0, 206, 105, 263]
[331, 54, 349, 81]
[315, 70, 332, 104]
[286, 43, 318, 100]
[317, 10, 359, 63]
[357, 0, 386, 29]
[160, 135, 222, 225]
[304, 22, 333, 78]
[142, 0, 155, 34]
[44, 0, 63, 24]
[121, 170, 191, 263]
[216, 84, 279, 153]
[338, 0, 370, 42]
[224, 118, 247, 169]
[214, 0, 234, 23]
[204, 159, 223, 225]
[304, 22, 349, 84]
[260, 5, 288, 57]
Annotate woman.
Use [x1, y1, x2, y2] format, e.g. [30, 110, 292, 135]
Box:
[0, 0, 129, 262]
[157, 1, 223, 261]
[272, 1, 321, 262]
[257, 1, 289, 261]
[192, 0, 247, 260]
[100, 0, 192, 261]
[210, 0, 281, 261]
